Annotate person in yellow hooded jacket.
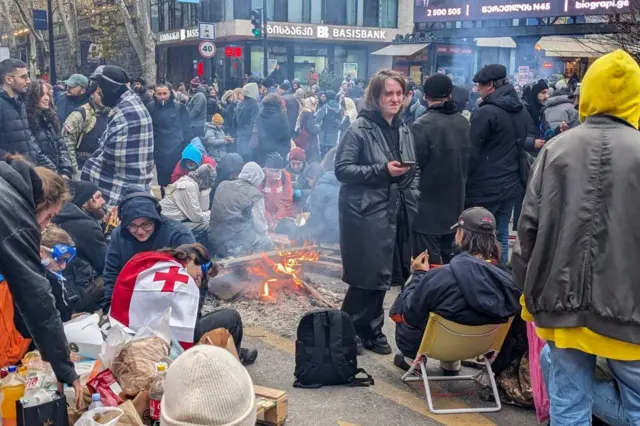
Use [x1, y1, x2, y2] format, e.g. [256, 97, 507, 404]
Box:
[513, 50, 640, 426]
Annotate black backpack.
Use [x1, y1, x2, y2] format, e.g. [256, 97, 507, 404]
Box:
[294, 309, 374, 388]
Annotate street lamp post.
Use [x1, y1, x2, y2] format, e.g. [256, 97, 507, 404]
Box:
[263, 0, 268, 78]
[47, 0, 56, 83]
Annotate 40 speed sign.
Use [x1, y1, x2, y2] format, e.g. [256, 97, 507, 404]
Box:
[199, 40, 216, 58]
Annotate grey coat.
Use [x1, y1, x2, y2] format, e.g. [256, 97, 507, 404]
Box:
[203, 123, 227, 162]
[187, 86, 208, 128]
[544, 95, 579, 130]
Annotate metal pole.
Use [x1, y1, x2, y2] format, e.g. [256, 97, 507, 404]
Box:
[47, 0, 56, 83]
[262, 0, 268, 78]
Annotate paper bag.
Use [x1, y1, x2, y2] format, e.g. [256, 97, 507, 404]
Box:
[116, 401, 144, 426]
[197, 328, 239, 360]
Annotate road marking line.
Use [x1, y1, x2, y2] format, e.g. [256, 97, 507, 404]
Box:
[245, 327, 496, 426]
[337, 422, 361, 426]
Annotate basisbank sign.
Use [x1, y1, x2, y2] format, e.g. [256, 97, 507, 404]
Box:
[414, 0, 630, 22]
[266, 23, 389, 41]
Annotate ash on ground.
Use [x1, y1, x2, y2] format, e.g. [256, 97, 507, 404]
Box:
[202, 272, 347, 338]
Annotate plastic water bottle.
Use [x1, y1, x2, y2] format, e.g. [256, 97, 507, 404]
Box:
[88, 393, 103, 411]
[149, 363, 167, 422]
[1, 366, 25, 426]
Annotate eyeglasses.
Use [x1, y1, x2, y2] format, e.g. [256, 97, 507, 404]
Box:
[127, 220, 154, 233]
[200, 261, 213, 277]
[8, 73, 29, 80]
[44, 245, 76, 265]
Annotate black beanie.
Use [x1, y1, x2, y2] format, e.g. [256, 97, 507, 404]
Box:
[70, 180, 100, 207]
[422, 74, 453, 100]
[532, 79, 549, 96]
[264, 152, 284, 169]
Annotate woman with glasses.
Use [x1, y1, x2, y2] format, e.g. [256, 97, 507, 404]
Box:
[110, 243, 258, 365]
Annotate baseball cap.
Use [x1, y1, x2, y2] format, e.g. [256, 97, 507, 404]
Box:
[450, 207, 496, 235]
[64, 74, 89, 88]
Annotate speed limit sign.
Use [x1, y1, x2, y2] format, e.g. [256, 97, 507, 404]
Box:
[199, 40, 216, 58]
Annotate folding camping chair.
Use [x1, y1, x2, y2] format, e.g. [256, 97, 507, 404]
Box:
[401, 313, 513, 414]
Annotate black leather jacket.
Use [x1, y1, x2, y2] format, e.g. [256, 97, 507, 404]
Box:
[32, 114, 74, 177]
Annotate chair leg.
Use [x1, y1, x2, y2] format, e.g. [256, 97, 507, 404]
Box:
[401, 356, 421, 382]
[408, 357, 504, 414]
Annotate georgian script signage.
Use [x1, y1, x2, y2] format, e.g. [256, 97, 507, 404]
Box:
[266, 23, 389, 41]
[157, 28, 200, 44]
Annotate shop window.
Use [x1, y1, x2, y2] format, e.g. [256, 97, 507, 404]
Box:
[363, 0, 378, 27]
[323, 0, 355, 25]
[151, 0, 159, 32]
[211, 0, 225, 22]
[378, 0, 397, 28]
[273, 0, 288, 21]
[234, 0, 251, 19]
[302, 0, 311, 22]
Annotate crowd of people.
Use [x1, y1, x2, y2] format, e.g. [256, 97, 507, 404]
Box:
[0, 48, 639, 426]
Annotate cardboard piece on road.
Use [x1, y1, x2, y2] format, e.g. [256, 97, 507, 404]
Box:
[197, 328, 239, 360]
[255, 385, 288, 426]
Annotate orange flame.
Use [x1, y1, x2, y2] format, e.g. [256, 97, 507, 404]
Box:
[263, 281, 270, 296]
[250, 249, 320, 296]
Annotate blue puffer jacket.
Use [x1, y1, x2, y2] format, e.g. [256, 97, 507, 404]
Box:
[101, 194, 195, 312]
[391, 253, 521, 358]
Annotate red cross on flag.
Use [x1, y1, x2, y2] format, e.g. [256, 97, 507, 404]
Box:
[110, 252, 201, 348]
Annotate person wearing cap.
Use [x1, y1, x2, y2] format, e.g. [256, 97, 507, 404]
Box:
[146, 82, 193, 192]
[61, 68, 111, 171]
[169, 139, 217, 184]
[133, 77, 153, 105]
[262, 152, 294, 232]
[513, 50, 640, 425]
[466, 64, 529, 264]
[52, 180, 107, 312]
[81, 65, 155, 209]
[411, 73, 472, 265]
[161, 345, 257, 426]
[204, 113, 233, 163]
[522, 79, 553, 155]
[391, 207, 520, 372]
[286, 147, 307, 188]
[55, 73, 89, 124]
[337, 69, 420, 355]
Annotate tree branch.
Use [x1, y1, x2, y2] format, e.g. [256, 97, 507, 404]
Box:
[12, 0, 47, 48]
[113, 0, 144, 61]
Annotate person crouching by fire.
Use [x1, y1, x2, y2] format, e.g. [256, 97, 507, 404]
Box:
[110, 243, 258, 365]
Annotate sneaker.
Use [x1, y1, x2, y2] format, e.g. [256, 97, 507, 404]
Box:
[239, 348, 258, 365]
[393, 352, 411, 371]
[363, 339, 392, 355]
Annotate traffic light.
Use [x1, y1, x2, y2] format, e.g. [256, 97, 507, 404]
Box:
[251, 9, 262, 38]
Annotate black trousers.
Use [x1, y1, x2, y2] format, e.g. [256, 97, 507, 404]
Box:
[341, 286, 387, 344]
[194, 308, 244, 349]
[412, 232, 456, 265]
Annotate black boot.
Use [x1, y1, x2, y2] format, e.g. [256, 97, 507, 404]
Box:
[393, 352, 411, 371]
[363, 335, 392, 355]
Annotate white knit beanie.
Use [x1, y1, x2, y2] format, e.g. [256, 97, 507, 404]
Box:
[161, 345, 256, 426]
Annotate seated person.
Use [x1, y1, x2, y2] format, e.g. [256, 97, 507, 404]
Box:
[296, 162, 324, 207]
[40, 225, 78, 323]
[170, 140, 217, 184]
[262, 153, 294, 232]
[102, 190, 195, 313]
[210, 152, 243, 201]
[161, 346, 256, 425]
[291, 148, 339, 244]
[286, 147, 307, 194]
[204, 113, 233, 163]
[110, 243, 257, 364]
[160, 164, 216, 252]
[52, 180, 107, 313]
[209, 162, 273, 257]
[390, 207, 521, 372]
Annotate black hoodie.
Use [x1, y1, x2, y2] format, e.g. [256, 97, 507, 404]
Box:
[392, 253, 521, 358]
[0, 159, 77, 385]
[101, 195, 195, 312]
[466, 84, 529, 205]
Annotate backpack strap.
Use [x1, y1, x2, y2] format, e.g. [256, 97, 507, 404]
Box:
[327, 312, 374, 386]
[293, 313, 328, 389]
[348, 368, 375, 387]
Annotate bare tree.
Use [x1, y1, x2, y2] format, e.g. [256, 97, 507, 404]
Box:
[0, 0, 16, 50]
[55, 0, 82, 72]
[11, 0, 50, 67]
[113, 0, 156, 83]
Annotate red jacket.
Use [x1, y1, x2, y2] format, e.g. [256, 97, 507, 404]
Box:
[170, 155, 217, 184]
[263, 170, 294, 227]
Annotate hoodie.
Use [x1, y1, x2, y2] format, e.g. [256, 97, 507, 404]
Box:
[392, 253, 520, 358]
[516, 50, 640, 361]
[0, 159, 77, 386]
[466, 84, 529, 205]
[170, 141, 217, 184]
[101, 195, 195, 312]
[544, 95, 579, 131]
[242, 83, 259, 101]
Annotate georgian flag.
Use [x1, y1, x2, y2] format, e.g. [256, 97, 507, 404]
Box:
[110, 252, 201, 349]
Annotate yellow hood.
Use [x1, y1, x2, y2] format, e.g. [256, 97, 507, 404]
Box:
[579, 49, 640, 129]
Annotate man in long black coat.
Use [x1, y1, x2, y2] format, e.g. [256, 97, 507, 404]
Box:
[411, 74, 471, 264]
[335, 70, 420, 355]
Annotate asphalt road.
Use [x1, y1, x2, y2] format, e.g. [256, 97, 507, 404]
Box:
[242, 287, 539, 426]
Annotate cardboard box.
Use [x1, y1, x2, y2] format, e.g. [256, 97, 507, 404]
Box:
[255, 385, 288, 426]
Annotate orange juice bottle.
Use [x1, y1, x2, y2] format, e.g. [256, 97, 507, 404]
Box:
[1, 366, 25, 426]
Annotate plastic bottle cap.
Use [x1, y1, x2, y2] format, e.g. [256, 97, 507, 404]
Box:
[92, 393, 101, 401]
[8, 366, 16, 373]
[156, 363, 166, 372]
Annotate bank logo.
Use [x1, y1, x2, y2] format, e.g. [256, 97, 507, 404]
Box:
[317, 26, 329, 38]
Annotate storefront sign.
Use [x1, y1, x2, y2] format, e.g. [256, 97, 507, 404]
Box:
[436, 45, 473, 55]
[157, 28, 200, 44]
[414, 0, 629, 22]
[266, 23, 388, 41]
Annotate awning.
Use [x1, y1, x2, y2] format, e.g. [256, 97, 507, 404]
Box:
[474, 37, 516, 48]
[537, 36, 615, 58]
[371, 43, 430, 57]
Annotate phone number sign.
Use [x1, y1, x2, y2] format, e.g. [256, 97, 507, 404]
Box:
[414, 0, 630, 22]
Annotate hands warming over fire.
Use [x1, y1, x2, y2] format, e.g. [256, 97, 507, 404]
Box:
[412, 252, 430, 272]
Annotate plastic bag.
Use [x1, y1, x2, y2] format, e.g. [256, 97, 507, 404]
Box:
[74, 406, 124, 425]
[527, 322, 550, 423]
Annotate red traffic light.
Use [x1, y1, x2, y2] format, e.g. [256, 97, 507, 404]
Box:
[197, 62, 204, 76]
[225, 46, 244, 57]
